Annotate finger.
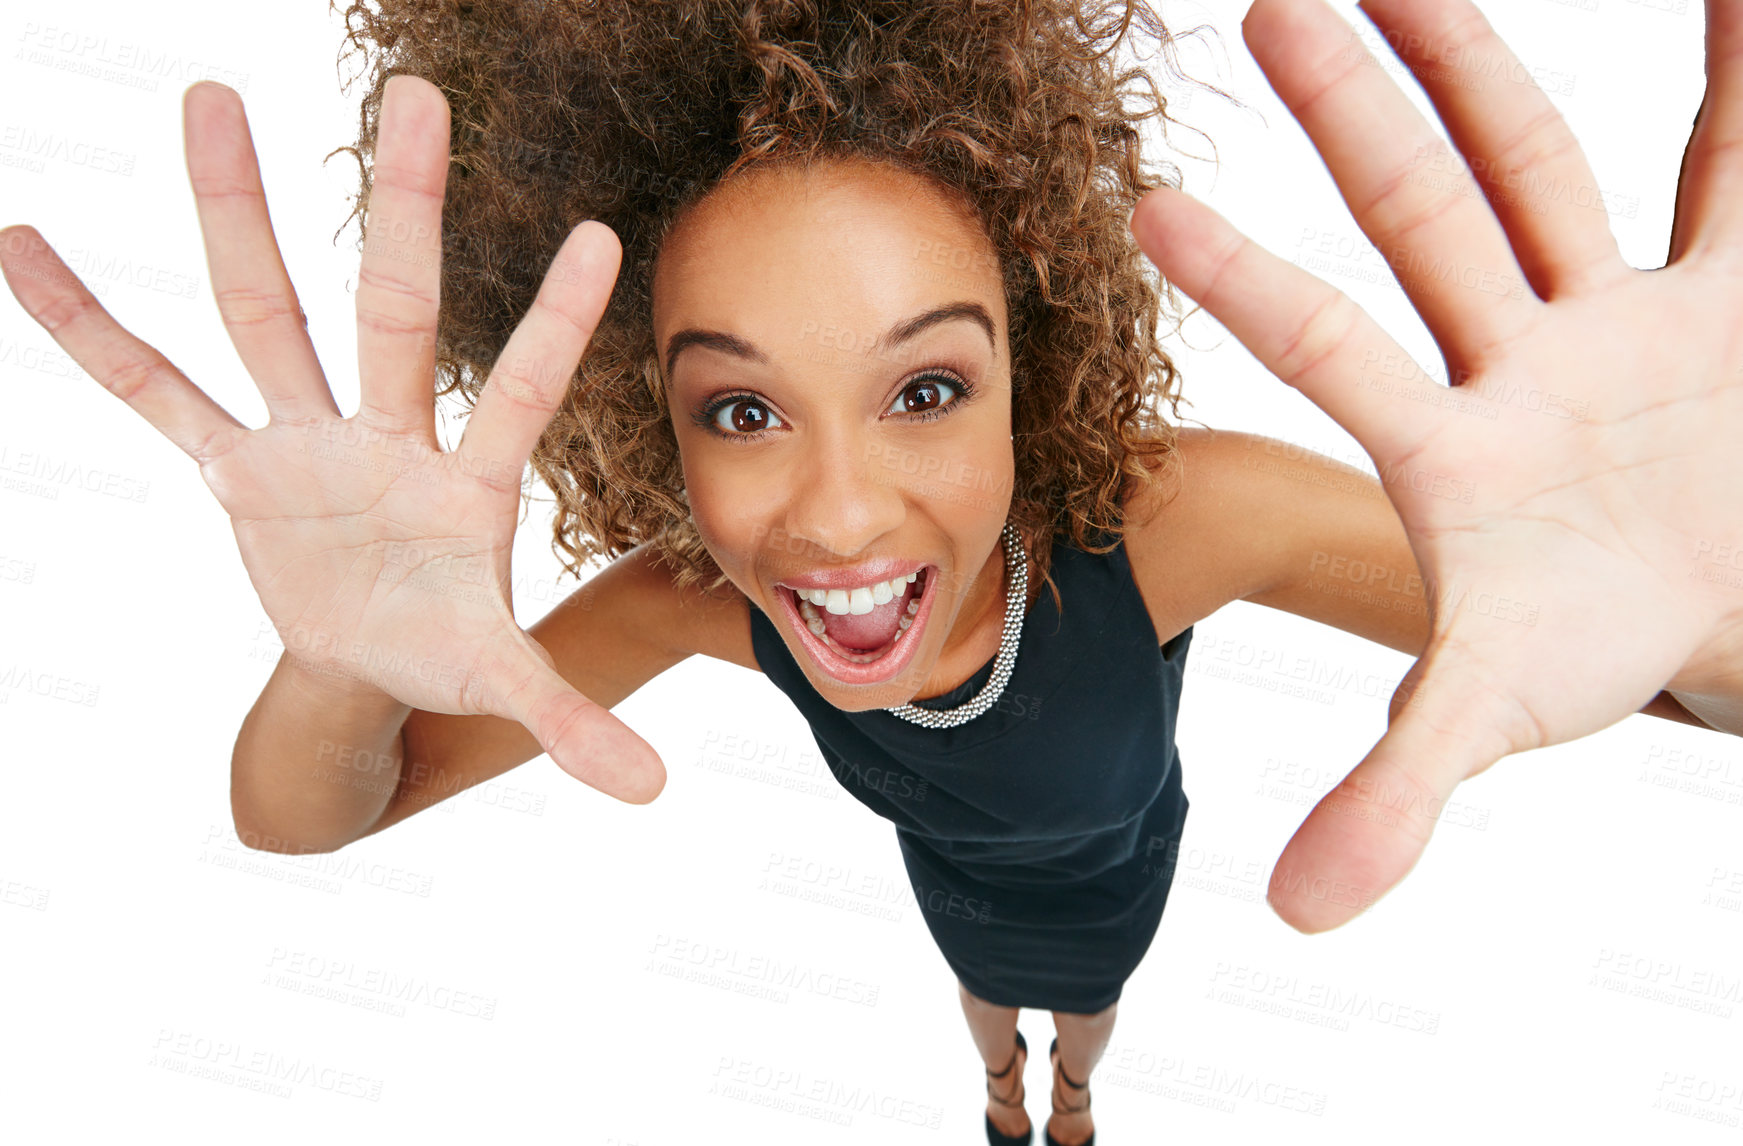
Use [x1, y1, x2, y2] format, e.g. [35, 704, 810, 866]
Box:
[0, 225, 248, 462]
[1669, 92, 1705, 266]
[354, 74, 448, 441]
[1265, 638, 1530, 933]
[183, 82, 339, 423]
[486, 638, 666, 804]
[1243, 0, 1537, 367]
[455, 221, 622, 490]
[1667, 1, 1743, 264]
[1132, 187, 1439, 468]
[1356, 0, 1628, 297]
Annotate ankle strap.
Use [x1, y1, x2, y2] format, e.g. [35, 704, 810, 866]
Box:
[987, 1030, 1026, 1080]
[985, 1029, 1027, 1108]
[1049, 1039, 1091, 1115]
[1051, 1084, 1091, 1116]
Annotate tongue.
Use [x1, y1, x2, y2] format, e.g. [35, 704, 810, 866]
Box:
[822, 598, 904, 651]
[816, 573, 921, 651]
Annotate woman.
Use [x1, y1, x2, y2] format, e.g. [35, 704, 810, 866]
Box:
[3, 0, 1740, 1142]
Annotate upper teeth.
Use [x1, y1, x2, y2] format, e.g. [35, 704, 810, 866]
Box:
[793, 571, 919, 615]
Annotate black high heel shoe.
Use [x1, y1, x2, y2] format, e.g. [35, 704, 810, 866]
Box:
[984, 1028, 1032, 1146]
[1045, 1036, 1094, 1146]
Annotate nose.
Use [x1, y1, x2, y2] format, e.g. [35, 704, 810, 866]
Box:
[779, 426, 907, 560]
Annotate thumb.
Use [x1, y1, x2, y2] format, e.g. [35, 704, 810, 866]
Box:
[1266, 643, 1527, 933]
[484, 636, 667, 805]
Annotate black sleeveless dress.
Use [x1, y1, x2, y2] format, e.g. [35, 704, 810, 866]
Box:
[746, 529, 1193, 1014]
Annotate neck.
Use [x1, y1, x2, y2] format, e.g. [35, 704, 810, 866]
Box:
[910, 528, 1028, 701]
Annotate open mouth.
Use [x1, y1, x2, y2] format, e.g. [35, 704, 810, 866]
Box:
[775, 566, 938, 686]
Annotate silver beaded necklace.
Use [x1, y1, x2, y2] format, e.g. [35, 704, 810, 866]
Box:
[883, 520, 1027, 728]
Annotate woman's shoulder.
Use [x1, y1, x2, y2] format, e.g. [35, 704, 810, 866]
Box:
[1119, 424, 1320, 645]
[639, 552, 762, 673]
[532, 544, 762, 677]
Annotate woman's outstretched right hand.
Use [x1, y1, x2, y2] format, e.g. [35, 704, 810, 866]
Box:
[0, 76, 665, 804]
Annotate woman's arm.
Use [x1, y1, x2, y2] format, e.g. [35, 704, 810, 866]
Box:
[232, 543, 755, 853]
[230, 656, 413, 855]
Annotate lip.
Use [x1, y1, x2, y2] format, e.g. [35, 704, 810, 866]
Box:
[774, 564, 940, 687]
[775, 558, 928, 592]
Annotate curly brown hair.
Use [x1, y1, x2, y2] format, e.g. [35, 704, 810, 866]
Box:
[332, 0, 1210, 612]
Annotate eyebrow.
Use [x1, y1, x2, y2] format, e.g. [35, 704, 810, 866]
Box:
[663, 301, 998, 381]
[663, 330, 767, 381]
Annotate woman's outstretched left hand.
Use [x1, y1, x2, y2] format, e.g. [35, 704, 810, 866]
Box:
[1130, 0, 1743, 932]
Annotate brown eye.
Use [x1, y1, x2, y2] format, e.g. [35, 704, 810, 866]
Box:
[890, 375, 960, 416]
[711, 399, 781, 435]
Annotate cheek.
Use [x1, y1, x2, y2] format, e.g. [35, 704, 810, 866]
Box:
[887, 419, 1012, 509]
[673, 437, 795, 583]
[684, 481, 768, 582]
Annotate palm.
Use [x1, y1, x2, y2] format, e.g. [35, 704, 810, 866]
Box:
[208, 418, 524, 717]
[0, 75, 663, 804]
[1131, 0, 1743, 931]
[1383, 283, 1740, 750]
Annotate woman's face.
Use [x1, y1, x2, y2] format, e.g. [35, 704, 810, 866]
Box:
[652, 157, 1015, 711]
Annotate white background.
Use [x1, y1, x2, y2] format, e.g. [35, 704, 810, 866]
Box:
[3, 0, 1739, 1141]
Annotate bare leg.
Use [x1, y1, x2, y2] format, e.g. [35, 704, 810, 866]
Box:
[1047, 1001, 1117, 1146]
[958, 980, 1029, 1138]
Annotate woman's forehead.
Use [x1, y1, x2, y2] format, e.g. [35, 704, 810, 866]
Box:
[654, 158, 1001, 291]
